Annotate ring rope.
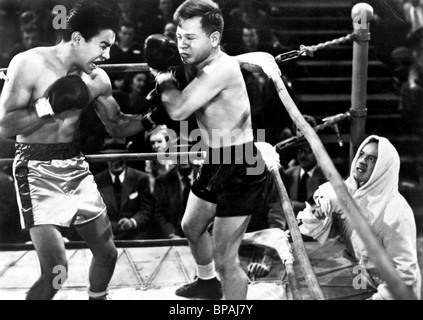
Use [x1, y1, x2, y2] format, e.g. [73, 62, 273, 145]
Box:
[0, 63, 150, 74]
[275, 33, 354, 62]
[300, 33, 354, 57]
[0, 33, 355, 75]
[275, 111, 351, 151]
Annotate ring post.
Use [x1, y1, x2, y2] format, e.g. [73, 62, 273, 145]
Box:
[270, 168, 325, 300]
[350, 3, 373, 161]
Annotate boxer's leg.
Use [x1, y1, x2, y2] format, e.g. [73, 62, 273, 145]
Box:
[75, 212, 117, 300]
[175, 192, 222, 299]
[213, 215, 251, 300]
[27, 225, 68, 300]
[181, 192, 216, 265]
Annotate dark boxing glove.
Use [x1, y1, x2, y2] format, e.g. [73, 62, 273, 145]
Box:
[35, 75, 90, 118]
[144, 34, 181, 71]
[141, 88, 172, 131]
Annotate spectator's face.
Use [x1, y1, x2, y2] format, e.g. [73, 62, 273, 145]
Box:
[118, 0, 131, 12]
[353, 142, 378, 186]
[131, 73, 147, 93]
[150, 133, 168, 152]
[159, 0, 174, 15]
[178, 163, 193, 176]
[297, 144, 317, 172]
[118, 26, 135, 47]
[164, 23, 177, 41]
[242, 28, 259, 49]
[23, 31, 40, 49]
[108, 160, 126, 176]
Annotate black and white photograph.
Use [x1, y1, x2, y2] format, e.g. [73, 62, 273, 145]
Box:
[0, 0, 422, 306]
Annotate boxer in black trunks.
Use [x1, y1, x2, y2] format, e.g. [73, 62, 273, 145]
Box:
[0, 1, 149, 300]
[151, 0, 281, 299]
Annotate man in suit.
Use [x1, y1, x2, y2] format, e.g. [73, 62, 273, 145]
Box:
[94, 141, 154, 240]
[153, 162, 198, 239]
[280, 141, 327, 216]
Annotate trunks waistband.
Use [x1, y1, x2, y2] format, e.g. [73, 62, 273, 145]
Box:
[15, 141, 82, 161]
[204, 141, 258, 165]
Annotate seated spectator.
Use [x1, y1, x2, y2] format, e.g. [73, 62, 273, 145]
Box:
[163, 22, 177, 42]
[110, 22, 143, 65]
[235, 25, 286, 57]
[0, 10, 9, 67]
[153, 162, 199, 239]
[144, 125, 176, 191]
[391, 31, 423, 133]
[228, 0, 283, 53]
[140, 0, 179, 41]
[109, 22, 144, 89]
[280, 141, 326, 217]
[299, 135, 421, 300]
[115, 72, 155, 171]
[117, 0, 133, 22]
[19, 2, 60, 45]
[8, 27, 43, 62]
[157, 0, 178, 26]
[403, 0, 423, 37]
[123, 71, 153, 112]
[277, 114, 315, 169]
[94, 140, 154, 240]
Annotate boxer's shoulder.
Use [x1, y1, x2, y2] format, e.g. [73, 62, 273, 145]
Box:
[200, 52, 240, 82]
[81, 67, 111, 99]
[6, 52, 45, 88]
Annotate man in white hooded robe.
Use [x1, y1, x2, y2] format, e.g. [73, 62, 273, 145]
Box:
[298, 135, 421, 300]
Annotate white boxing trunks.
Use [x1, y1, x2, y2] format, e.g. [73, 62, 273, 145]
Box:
[13, 142, 106, 230]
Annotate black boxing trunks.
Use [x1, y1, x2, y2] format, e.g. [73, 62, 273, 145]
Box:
[191, 141, 268, 217]
[13, 142, 106, 230]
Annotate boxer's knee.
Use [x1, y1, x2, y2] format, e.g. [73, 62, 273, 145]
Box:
[93, 244, 118, 267]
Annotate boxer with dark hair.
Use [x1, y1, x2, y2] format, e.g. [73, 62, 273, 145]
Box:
[0, 0, 150, 300]
[145, 0, 282, 300]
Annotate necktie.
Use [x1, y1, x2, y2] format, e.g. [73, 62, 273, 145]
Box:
[113, 174, 122, 209]
[181, 176, 191, 214]
[297, 172, 309, 202]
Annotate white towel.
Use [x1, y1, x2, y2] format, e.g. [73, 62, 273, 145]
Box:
[298, 202, 332, 244]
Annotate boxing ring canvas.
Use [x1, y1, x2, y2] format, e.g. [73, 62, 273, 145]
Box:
[0, 238, 374, 300]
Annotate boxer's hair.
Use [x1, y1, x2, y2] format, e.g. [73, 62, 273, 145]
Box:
[174, 0, 224, 37]
[61, 0, 119, 42]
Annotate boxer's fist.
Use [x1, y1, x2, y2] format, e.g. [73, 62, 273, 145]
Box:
[141, 88, 171, 131]
[144, 34, 181, 71]
[35, 75, 90, 117]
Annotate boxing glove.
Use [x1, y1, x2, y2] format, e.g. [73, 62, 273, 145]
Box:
[144, 34, 181, 71]
[141, 88, 172, 131]
[34, 75, 90, 118]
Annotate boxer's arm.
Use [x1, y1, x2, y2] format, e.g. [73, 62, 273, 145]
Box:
[93, 70, 145, 137]
[156, 59, 231, 121]
[0, 54, 49, 139]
